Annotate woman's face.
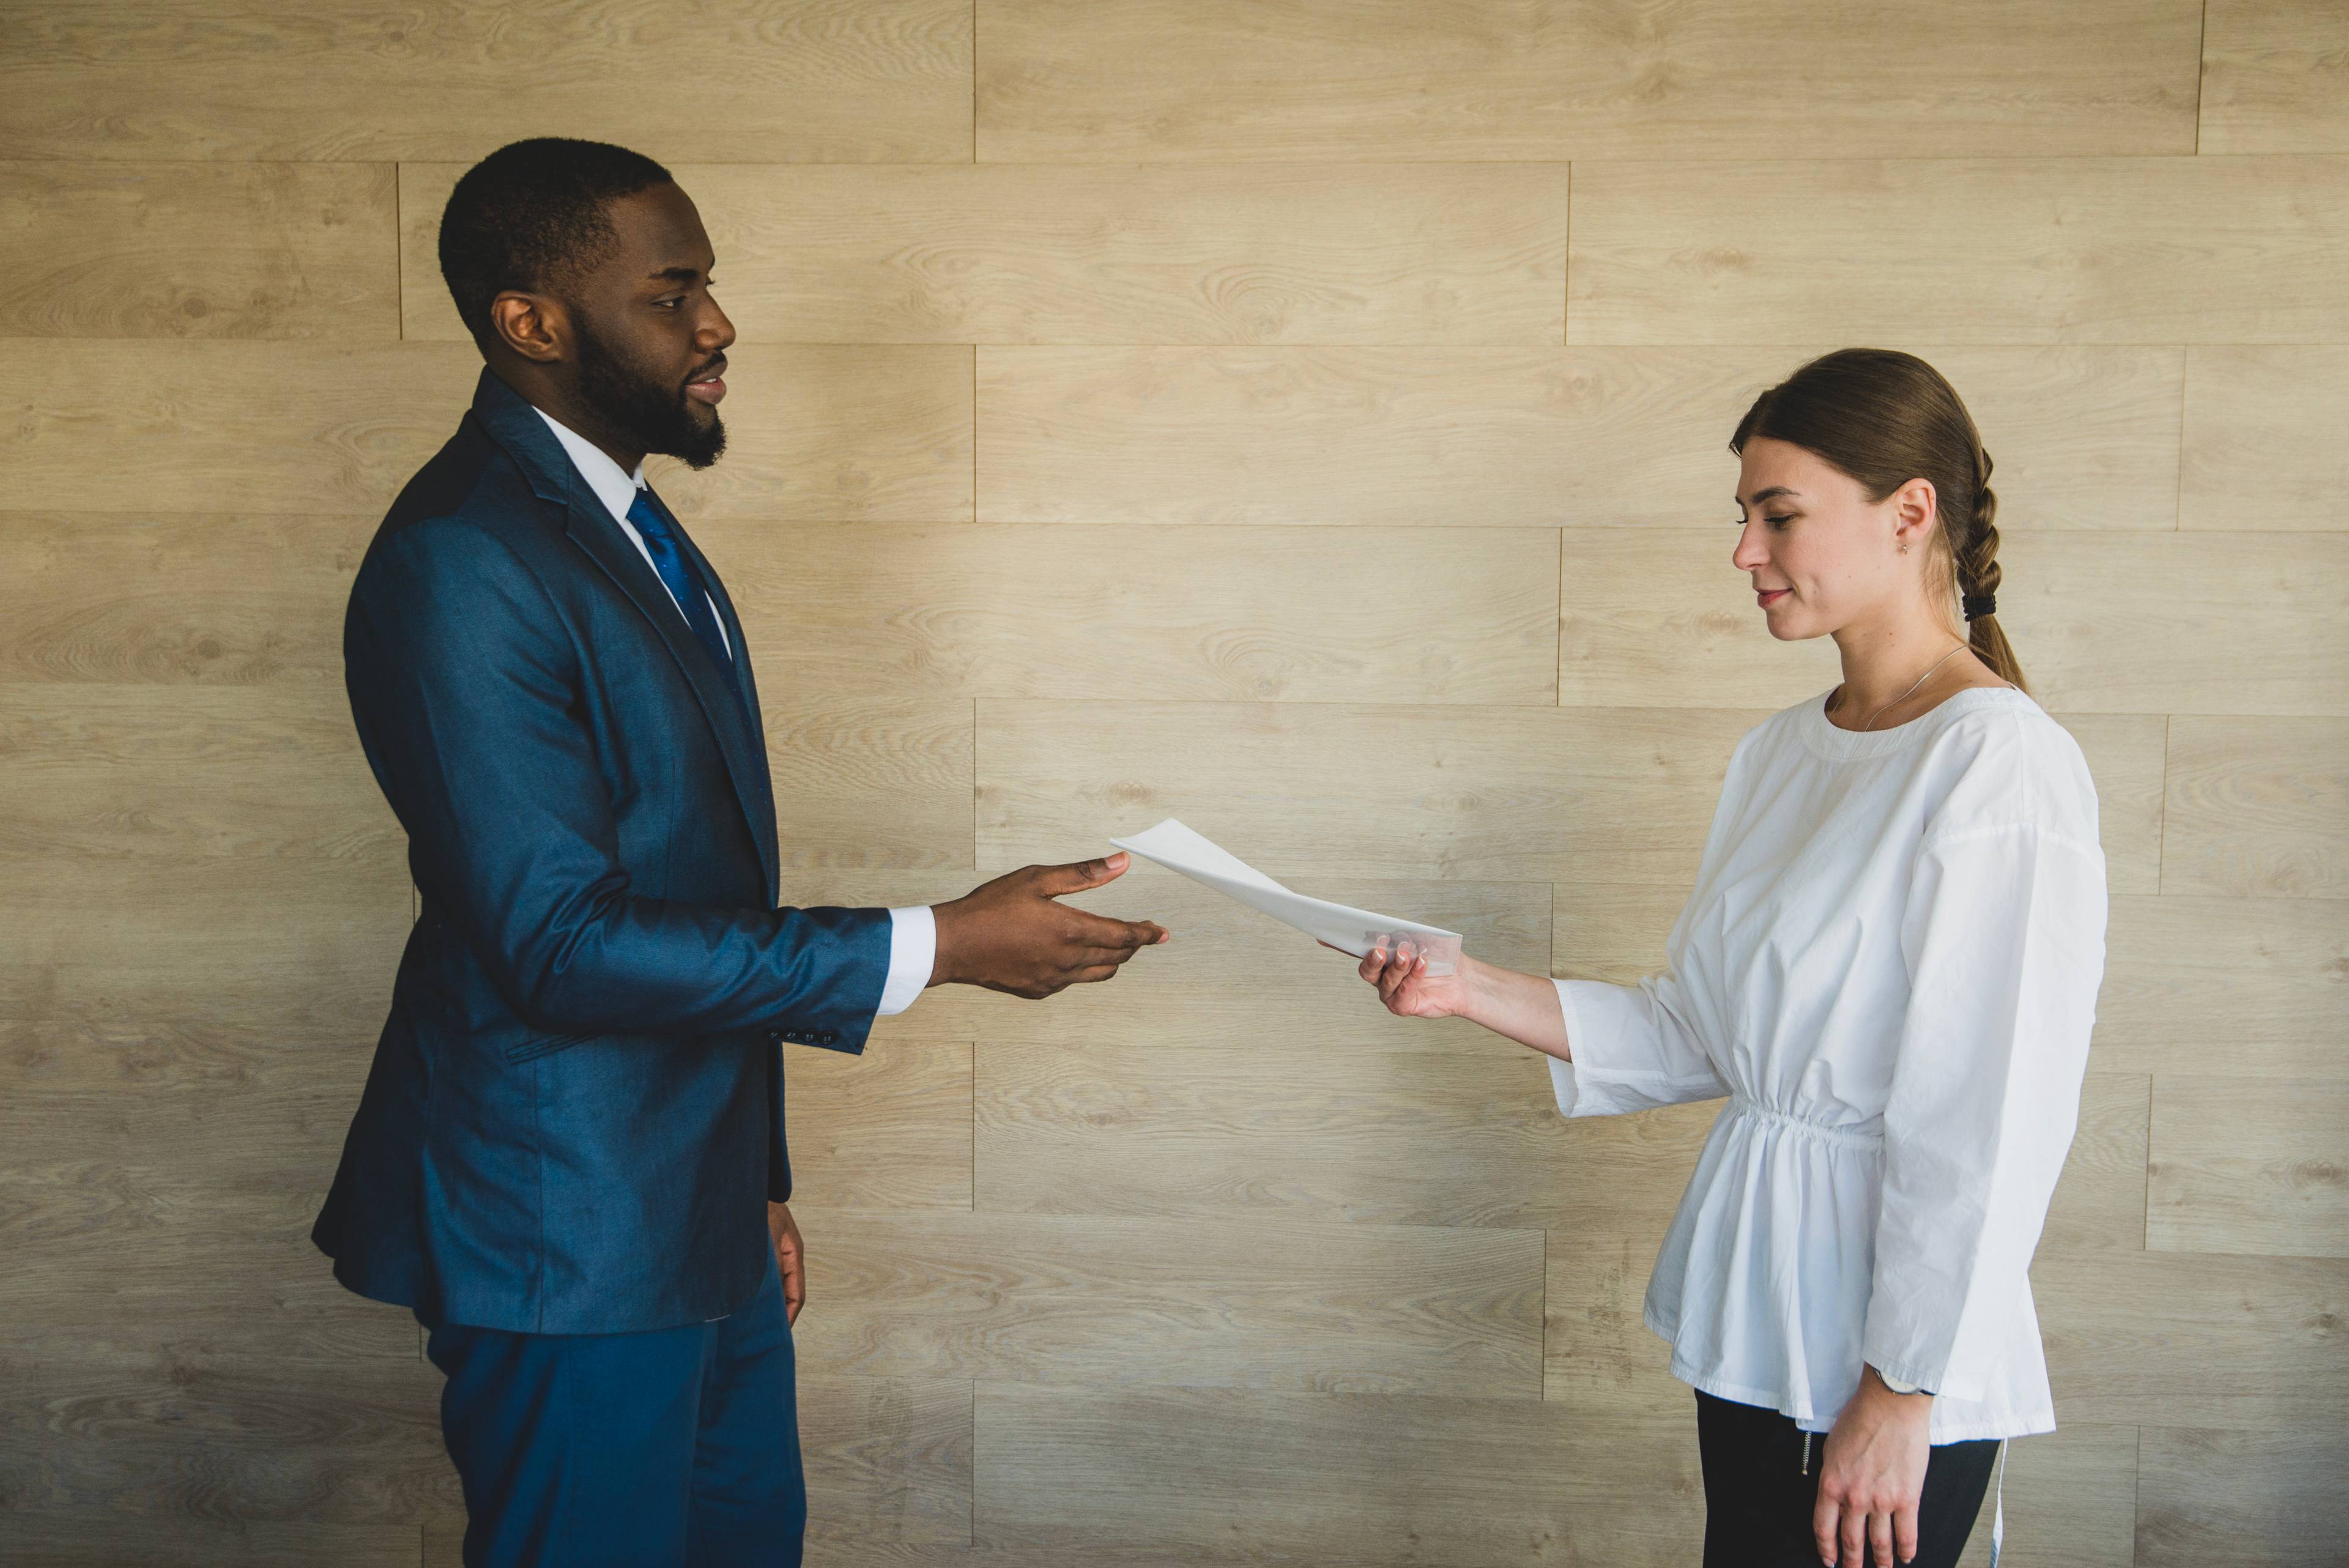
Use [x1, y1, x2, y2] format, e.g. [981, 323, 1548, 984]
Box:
[1731, 436, 1934, 642]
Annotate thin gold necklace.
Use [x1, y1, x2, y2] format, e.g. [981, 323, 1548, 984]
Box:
[1836, 642, 1968, 733]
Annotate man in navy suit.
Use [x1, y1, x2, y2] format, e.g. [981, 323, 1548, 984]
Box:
[311, 138, 1168, 1568]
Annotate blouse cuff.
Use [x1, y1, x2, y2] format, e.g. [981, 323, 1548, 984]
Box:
[1860, 1326, 1981, 1406]
[1546, 978, 1719, 1118]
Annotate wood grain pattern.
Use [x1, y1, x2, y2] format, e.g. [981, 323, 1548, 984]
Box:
[2161, 716, 2349, 897]
[0, 0, 973, 163]
[2149, 1077, 2349, 1257]
[2197, 1, 2349, 155]
[1, 1172, 415, 1367]
[789, 1039, 974, 1210]
[2094, 895, 2349, 1077]
[976, 699, 2168, 892]
[977, 346, 2184, 529]
[973, 1382, 1705, 1565]
[786, 1206, 1544, 1396]
[979, 699, 1742, 885]
[11, 1064, 371, 1186]
[0, 341, 972, 521]
[2179, 344, 2349, 530]
[1956, 1423, 2140, 1568]
[0, 162, 398, 340]
[1543, 1222, 1726, 1415]
[2134, 1426, 2349, 1568]
[1, 857, 410, 1094]
[705, 522, 1559, 705]
[2036, 1250, 2349, 1428]
[0, 515, 370, 688]
[975, 1043, 1719, 1230]
[2, 1066, 409, 1365]
[402, 161, 1570, 346]
[976, 0, 2201, 163]
[0, 685, 399, 868]
[1560, 529, 2349, 716]
[1569, 156, 2349, 346]
[0, 1350, 458, 1523]
[2, 341, 478, 516]
[763, 697, 975, 871]
[797, 1375, 976, 1548]
[5, 1520, 423, 1568]
[2043, 1074, 2153, 1254]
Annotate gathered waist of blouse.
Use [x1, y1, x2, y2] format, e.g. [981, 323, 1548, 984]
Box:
[1724, 1092, 1885, 1153]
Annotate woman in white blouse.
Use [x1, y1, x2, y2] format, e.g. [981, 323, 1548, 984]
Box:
[1345, 349, 2107, 1568]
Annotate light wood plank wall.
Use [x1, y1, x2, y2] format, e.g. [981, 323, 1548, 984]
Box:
[4, 3, 2345, 1565]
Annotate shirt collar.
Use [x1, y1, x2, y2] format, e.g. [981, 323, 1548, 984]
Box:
[532, 406, 647, 529]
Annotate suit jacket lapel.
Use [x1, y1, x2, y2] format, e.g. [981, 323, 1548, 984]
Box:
[639, 486, 780, 896]
[466, 370, 781, 903]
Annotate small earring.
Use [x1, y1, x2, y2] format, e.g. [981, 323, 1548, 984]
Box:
[1899, 541, 1909, 554]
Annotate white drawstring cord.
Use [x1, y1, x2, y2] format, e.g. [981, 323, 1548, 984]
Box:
[1987, 1438, 2009, 1567]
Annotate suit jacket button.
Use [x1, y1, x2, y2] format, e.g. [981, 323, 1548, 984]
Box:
[819, 1031, 838, 1046]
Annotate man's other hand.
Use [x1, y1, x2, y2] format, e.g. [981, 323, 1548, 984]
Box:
[766, 1202, 804, 1325]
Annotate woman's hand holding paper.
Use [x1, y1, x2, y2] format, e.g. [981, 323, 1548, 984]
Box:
[1325, 938, 1575, 1062]
[1337, 937, 1473, 1020]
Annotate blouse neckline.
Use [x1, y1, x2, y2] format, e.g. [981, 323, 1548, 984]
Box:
[1797, 682, 2035, 764]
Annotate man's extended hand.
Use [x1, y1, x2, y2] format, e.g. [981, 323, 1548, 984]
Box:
[766, 1201, 804, 1326]
[930, 852, 1169, 999]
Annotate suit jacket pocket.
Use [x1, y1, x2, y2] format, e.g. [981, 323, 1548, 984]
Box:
[505, 1031, 599, 1064]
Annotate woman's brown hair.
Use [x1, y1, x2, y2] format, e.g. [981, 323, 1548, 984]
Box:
[1729, 347, 2028, 694]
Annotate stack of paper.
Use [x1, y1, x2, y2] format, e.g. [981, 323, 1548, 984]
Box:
[1107, 818, 1464, 975]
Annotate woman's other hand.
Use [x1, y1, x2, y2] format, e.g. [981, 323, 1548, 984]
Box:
[1813, 1367, 1933, 1566]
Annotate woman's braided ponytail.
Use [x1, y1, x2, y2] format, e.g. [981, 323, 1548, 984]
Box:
[1957, 441, 2024, 688]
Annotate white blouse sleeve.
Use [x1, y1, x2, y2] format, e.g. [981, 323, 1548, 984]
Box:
[1860, 820, 2109, 1400]
[1547, 732, 1755, 1121]
[1546, 970, 1732, 1118]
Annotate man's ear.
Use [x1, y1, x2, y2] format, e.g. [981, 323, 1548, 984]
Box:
[488, 291, 566, 364]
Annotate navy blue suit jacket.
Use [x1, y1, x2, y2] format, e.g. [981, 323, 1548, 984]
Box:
[313, 366, 891, 1335]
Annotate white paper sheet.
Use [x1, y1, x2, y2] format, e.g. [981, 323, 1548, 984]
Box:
[1108, 818, 1464, 975]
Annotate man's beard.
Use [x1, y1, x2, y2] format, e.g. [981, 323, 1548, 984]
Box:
[571, 313, 727, 470]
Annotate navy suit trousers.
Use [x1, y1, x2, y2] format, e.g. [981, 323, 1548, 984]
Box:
[422, 1258, 804, 1568]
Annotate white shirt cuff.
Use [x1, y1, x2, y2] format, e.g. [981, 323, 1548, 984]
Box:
[876, 904, 936, 1017]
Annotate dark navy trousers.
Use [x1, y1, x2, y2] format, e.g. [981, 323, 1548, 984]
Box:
[422, 1259, 805, 1568]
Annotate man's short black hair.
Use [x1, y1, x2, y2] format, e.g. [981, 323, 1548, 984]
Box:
[438, 138, 674, 354]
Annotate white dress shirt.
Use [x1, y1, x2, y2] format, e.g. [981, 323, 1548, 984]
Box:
[1549, 684, 2108, 1442]
[533, 406, 935, 1018]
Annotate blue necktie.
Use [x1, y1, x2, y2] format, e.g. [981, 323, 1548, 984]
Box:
[625, 488, 747, 717]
